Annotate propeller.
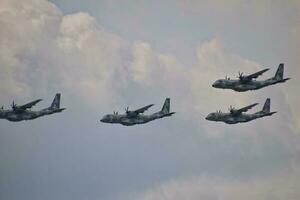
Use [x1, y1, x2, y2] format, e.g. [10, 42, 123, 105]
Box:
[1, 106, 3, 110]
[237, 71, 244, 80]
[125, 106, 129, 114]
[225, 75, 230, 80]
[229, 105, 236, 113]
[11, 101, 17, 111]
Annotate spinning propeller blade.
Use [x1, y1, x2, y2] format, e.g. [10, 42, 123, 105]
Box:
[11, 101, 17, 110]
[229, 105, 235, 112]
[236, 71, 243, 79]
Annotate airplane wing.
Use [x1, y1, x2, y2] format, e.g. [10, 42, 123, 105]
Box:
[236, 103, 258, 113]
[18, 99, 42, 110]
[126, 104, 154, 117]
[132, 104, 154, 114]
[245, 68, 270, 80]
[229, 103, 258, 116]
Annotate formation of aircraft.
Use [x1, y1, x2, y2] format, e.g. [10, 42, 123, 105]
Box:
[212, 63, 290, 92]
[0, 93, 65, 122]
[206, 98, 276, 124]
[100, 98, 175, 126]
[0, 63, 290, 125]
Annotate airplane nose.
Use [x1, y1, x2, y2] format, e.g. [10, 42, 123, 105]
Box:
[212, 83, 216, 87]
[205, 115, 211, 120]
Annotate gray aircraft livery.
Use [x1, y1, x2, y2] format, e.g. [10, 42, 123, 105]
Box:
[0, 93, 65, 122]
[205, 98, 276, 124]
[100, 98, 175, 126]
[212, 63, 290, 92]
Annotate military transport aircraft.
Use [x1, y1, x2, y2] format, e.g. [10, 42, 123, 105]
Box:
[205, 98, 276, 124]
[100, 98, 175, 126]
[212, 63, 290, 92]
[0, 93, 65, 122]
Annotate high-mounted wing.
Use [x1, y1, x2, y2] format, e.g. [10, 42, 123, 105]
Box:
[17, 99, 42, 110]
[246, 68, 270, 79]
[237, 103, 259, 113]
[126, 104, 154, 117]
[238, 68, 269, 82]
[133, 104, 154, 114]
[229, 103, 258, 116]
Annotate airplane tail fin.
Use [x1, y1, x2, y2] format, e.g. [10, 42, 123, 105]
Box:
[160, 98, 175, 116]
[259, 98, 276, 116]
[50, 93, 61, 110]
[274, 63, 290, 82]
[262, 98, 271, 113]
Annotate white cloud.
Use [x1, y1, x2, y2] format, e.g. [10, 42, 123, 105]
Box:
[55, 12, 130, 105]
[0, 0, 62, 98]
[137, 164, 300, 200]
[1, 1, 300, 200]
[131, 42, 156, 85]
[0, 0, 130, 107]
[0, 0, 296, 133]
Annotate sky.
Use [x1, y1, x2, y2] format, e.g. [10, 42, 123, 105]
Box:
[0, 0, 300, 200]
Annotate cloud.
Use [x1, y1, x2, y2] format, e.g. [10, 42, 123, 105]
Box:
[55, 12, 130, 104]
[0, 0, 62, 98]
[130, 42, 156, 84]
[0, 0, 131, 107]
[1, 1, 300, 200]
[0, 0, 296, 133]
[137, 163, 300, 200]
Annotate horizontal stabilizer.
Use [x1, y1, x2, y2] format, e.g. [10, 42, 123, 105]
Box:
[163, 112, 176, 117]
[265, 111, 277, 116]
[278, 78, 290, 83]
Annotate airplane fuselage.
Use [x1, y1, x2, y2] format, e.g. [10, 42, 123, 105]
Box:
[101, 112, 173, 126]
[0, 108, 65, 122]
[212, 78, 287, 92]
[206, 112, 274, 124]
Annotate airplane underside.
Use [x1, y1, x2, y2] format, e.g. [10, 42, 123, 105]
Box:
[120, 118, 153, 126]
[223, 116, 254, 124]
[232, 84, 265, 92]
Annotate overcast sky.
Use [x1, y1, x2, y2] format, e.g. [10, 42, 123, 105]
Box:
[0, 0, 300, 200]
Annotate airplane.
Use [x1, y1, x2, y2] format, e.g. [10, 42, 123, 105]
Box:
[100, 98, 175, 126]
[205, 98, 276, 124]
[0, 93, 66, 122]
[212, 63, 290, 92]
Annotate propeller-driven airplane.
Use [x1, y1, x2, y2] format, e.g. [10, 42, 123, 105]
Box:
[205, 98, 276, 124]
[100, 98, 175, 126]
[212, 63, 290, 92]
[0, 93, 65, 122]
